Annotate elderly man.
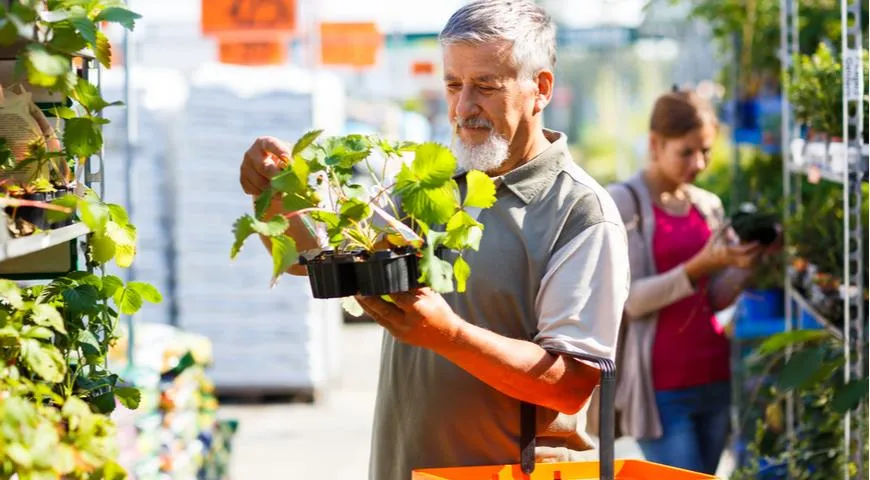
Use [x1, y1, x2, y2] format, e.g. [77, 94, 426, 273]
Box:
[239, 1, 629, 478]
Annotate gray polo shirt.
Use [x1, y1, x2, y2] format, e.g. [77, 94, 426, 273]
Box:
[369, 130, 629, 479]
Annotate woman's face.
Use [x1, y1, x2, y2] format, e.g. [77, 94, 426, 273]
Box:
[649, 122, 717, 186]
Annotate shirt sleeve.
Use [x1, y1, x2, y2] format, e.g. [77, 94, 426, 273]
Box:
[533, 221, 630, 361]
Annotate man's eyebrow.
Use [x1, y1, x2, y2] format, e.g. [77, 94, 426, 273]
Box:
[442, 74, 503, 83]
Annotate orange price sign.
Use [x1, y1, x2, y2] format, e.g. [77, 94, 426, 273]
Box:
[202, 0, 296, 37]
[319, 22, 383, 68]
[218, 40, 288, 66]
[411, 61, 435, 76]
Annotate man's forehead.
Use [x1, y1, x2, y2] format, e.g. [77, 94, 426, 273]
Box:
[441, 43, 517, 80]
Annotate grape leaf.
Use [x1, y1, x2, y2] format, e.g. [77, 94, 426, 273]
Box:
[340, 198, 372, 222]
[62, 285, 100, 314]
[30, 304, 66, 334]
[395, 165, 458, 225]
[254, 189, 275, 218]
[69, 15, 97, 46]
[100, 275, 124, 299]
[453, 255, 471, 293]
[270, 235, 298, 286]
[127, 281, 162, 304]
[419, 231, 454, 293]
[463, 170, 497, 208]
[113, 286, 142, 315]
[293, 129, 323, 156]
[412, 142, 457, 187]
[21, 339, 65, 383]
[443, 210, 484, 251]
[93, 30, 112, 68]
[231, 215, 255, 259]
[63, 117, 103, 158]
[94, 6, 141, 30]
[113, 386, 141, 410]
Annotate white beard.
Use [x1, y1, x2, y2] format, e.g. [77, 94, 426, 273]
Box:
[452, 130, 510, 173]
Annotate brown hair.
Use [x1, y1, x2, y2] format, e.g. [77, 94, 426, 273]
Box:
[649, 89, 719, 138]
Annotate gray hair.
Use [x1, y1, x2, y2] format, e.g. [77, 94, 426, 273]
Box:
[439, 0, 557, 78]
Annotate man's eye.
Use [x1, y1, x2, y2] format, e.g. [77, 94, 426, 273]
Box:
[479, 85, 497, 92]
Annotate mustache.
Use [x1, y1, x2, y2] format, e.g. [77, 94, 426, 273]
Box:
[455, 116, 493, 129]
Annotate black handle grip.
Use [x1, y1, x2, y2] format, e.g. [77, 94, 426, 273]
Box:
[519, 348, 616, 480]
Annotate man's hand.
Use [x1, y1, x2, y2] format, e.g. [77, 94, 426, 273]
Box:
[356, 288, 463, 349]
[240, 136, 290, 196]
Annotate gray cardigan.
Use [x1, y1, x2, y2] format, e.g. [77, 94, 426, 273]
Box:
[606, 171, 750, 439]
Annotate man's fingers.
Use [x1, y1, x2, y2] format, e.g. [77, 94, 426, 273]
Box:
[356, 295, 403, 318]
[255, 137, 291, 172]
[240, 172, 265, 196]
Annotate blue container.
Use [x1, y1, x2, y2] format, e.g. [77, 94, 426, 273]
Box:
[798, 307, 824, 330]
[740, 288, 786, 320]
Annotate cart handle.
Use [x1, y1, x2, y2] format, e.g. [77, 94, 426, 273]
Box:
[520, 348, 615, 480]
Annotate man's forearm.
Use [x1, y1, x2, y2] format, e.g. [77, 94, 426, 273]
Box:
[435, 318, 600, 415]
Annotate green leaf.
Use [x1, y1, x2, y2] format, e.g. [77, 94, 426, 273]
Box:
[324, 136, 370, 169]
[293, 129, 323, 156]
[69, 15, 97, 46]
[396, 165, 458, 225]
[0, 326, 19, 341]
[270, 157, 310, 194]
[47, 21, 88, 55]
[45, 194, 79, 224]
[7, 443, 32, 468]
[94, 6, 141, 30]
[23, 44, 70, 88]
[340, 198, 372, 222]
[107, 204, 130, 224]
[463, 170, 497, 208]
[21, 339, 65, 383]
[776, 347, 826, 391]
[62, 117, 103, 158]
[92, 460, 127, 480]
[89, 233, 116, 265]
[453, 255, 471, 293]
[90, 391, 116, 414]
[270, 235, 298, 286]
[100, 275, 124, 299]
[419, 231, 454, 293]
[93, 30, 112, 68]
[412, 142, 457, 187]
[62, 285, 100, 314]
[310, 210, 341, 228]
[127, 281, 162, 304]
[443, 210, 484, 251]
[50, 106, 78, 120]
[30, 304, 66, 334]
[252, 215, 290, 237]
[0, 280, 23, 308]
[340, 297, 364, 317]
[254, 189, 275, 218]
[757, 329, 830, 355]
[72, 77, 111, 113]
[105, 221, 137, 267]
[113, 386, 141, 410]
[832, 378, 869, 413]
[77, 329, 101, 359]
[22, 325, 54, 340]
[231, 215, 255, 259]
[282, 193, 317, 212]
[113, 286, 143, 315]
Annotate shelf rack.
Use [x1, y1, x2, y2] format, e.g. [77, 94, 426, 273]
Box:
[781, 0, 867, 478]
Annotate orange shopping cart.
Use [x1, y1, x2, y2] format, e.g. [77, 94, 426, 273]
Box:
[412, 349, 717, 480]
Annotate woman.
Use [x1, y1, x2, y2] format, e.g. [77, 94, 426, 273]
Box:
[609, 89, 766, 474]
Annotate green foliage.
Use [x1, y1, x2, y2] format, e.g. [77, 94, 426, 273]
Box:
[231, 132, 498, 293]
[735, 330, 867, 479]
[0, 2, 158, 479]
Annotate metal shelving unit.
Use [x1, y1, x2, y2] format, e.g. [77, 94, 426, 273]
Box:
[781, 0, 867, 478]
[0, 223, 89, 262]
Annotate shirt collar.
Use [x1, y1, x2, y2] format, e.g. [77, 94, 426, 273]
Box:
[455, 129, 569, 205]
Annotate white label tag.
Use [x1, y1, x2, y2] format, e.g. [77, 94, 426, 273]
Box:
[844, 49, 862, 101]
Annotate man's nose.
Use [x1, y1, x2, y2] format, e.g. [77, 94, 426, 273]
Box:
[456, 86, 481, 120]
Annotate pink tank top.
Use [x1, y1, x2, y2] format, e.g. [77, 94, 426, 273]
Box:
[651, 204, 731, 391]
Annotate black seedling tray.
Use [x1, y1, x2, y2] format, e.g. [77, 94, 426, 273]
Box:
[300, 250, 360, 299]
[7, 188, 75, 230]
[354, 248, 421, 296]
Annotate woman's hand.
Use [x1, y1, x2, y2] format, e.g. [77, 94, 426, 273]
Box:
[684, 228, 764, 282]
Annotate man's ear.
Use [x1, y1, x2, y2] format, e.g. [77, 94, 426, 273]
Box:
[648, 133, 663, 161]
[533, 70, 554, 115]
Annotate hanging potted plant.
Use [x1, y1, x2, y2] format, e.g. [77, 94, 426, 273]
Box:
[231, 131, 498, 299]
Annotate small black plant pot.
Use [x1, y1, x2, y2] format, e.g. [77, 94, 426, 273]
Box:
[354, 248, 421, 296]
[6, 187, 75, 231]
[299, 250, 360, 299]
[730, 209, 779, 245]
